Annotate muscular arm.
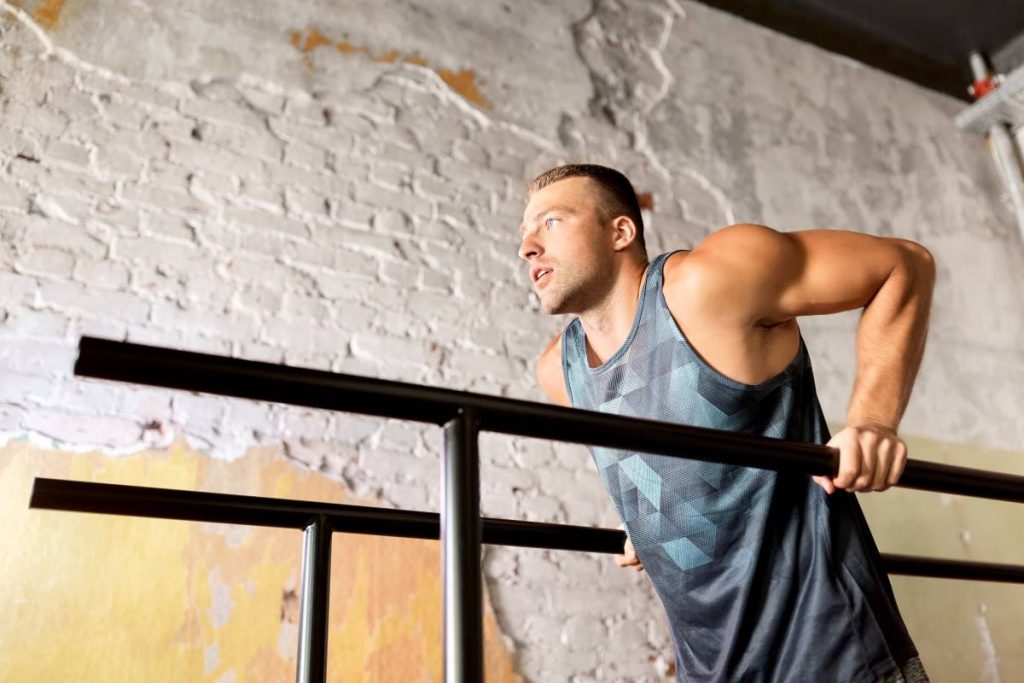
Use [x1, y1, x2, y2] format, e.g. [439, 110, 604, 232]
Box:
[536, 333, 571, 407]
[678, 223, 936, 491]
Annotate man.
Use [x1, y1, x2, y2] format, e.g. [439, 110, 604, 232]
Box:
[520, 164, 935, 682]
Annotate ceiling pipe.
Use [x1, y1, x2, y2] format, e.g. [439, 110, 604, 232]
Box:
[969, 51, 1024, 243]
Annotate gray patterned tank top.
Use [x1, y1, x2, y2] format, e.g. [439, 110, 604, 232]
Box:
[562, 250, 923, 682]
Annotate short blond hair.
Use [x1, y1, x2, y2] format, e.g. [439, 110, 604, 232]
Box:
[526, 163, 645, 249]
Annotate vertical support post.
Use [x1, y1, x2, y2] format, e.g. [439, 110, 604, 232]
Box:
[296, 514, 332, 683]
[442, 407, 483, 682]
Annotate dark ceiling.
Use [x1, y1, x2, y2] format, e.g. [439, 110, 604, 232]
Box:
[694, 0, 1024, 100]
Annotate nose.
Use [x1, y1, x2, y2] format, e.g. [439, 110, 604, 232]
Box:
[518, 228, 542, 262]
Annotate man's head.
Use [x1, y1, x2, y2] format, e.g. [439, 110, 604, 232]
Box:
[519, 164, 647, 315]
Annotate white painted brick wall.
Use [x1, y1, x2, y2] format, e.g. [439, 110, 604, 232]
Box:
[4, 0, 1024, 679]
[0, 13, 667, 680]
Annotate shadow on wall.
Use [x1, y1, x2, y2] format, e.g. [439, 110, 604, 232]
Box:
[0, 441, 522, 682]
[848, 425, 1024, 681]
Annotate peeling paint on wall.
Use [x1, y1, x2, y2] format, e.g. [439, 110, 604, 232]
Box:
[3, 0, 1024, 679]
[289, 27, 492, 109]
[0, 441, 523, 681]
[6, 0, 66, 29]
[31, 0, 62, 28]
[290, 27, 332, 54]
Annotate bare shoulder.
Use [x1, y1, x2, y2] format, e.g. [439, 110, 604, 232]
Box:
[536, 332, 570, 407]
[664, 224, 780, 282]
[662, 223, 791, 325]
[659, 226, 803, 385]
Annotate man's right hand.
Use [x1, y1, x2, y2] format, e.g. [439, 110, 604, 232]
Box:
[615, 524, 644, 572]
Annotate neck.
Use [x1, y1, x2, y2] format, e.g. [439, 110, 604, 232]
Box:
[578, 257, 649, 367]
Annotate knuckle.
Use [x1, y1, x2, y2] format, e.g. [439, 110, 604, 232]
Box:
[837, 465, 859, 482]
[859, 429, 879, 444]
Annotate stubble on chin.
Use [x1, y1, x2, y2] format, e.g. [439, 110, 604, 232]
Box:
[535, 289, 557, 315]
[538, 288, 574, 316]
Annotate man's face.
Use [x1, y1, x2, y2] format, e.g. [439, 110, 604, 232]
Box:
[518, 177, 613, 315]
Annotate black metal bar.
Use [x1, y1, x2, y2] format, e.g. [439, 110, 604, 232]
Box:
[28, 477, 616, 549]
[296, 515, 332, 683]
[881, 554, 1024, 584]
[29, 478, 1024, 584]
[31, 477, 363, 529]
[442, 409, 483, 683]
[72, 337, 1024, 504]
[72, 336, 835, 473]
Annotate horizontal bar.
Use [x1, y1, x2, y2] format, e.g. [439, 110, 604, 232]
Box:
[30, 478, 1024, 584]
[29, 478, 620, 550]
[881, 554, 1024, 584]
[74, 337, 1024, 504]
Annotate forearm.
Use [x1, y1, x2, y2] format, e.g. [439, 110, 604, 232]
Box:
[845, 242, 935, 430]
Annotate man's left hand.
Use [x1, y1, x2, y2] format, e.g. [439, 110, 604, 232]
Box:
[812, 423, 908, 494]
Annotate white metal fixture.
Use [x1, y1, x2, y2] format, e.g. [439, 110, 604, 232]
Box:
[956, 52, 1024, 243]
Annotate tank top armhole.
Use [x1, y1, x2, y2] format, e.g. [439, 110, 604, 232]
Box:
[653, 249, 686, 283]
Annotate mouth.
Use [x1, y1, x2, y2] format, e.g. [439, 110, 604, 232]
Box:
[531, 266, 553, 286]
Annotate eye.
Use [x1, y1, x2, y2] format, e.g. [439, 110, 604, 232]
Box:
[544, 217, 559, 230]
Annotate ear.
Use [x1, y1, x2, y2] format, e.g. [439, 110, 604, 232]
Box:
[610, 216, 639, 252]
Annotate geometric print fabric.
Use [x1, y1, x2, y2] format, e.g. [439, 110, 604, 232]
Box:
[561, 250, 921, 682]
[565, 253, 790, 587]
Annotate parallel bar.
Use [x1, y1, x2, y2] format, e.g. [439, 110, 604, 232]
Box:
[296, 515, 332, 683]
[28, 477, 614, 549]
[29, 479, 1024, 584]
[73, 337, 1024, 504]
[31, 477, 377, 530]
[442, 409, 484, 683]
[882, 554, 1024, 583]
